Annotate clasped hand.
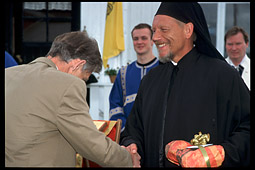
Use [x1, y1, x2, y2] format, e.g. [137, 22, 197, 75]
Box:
[122, 143, 141, 167]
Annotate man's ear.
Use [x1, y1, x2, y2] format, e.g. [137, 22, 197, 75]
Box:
[76, 59, 86, 69]
[245, 41, 249, 48]
[73, 59, 86, 71]
[150, 39, 154, 46]
[184, 22, 194, 39]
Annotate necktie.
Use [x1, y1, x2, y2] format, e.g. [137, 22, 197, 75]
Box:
[238, 65, 244, 76]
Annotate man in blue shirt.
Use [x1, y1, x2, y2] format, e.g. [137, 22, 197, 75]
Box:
[109, 23, 159, 131]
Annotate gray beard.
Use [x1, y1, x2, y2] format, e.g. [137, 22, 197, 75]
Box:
[158, 52, 174, 63]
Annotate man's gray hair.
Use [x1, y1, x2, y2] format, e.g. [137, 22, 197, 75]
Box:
[46, 31, 102, 73]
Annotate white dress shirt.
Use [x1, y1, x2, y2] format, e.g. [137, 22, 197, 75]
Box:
[226, 54, 250, 90]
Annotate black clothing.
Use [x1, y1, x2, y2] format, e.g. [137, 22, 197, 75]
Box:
[86, 74, 98, 85]
[120, 48, 250, 167]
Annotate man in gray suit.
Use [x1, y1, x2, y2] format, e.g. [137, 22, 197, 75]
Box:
[5, 31, 140, 167]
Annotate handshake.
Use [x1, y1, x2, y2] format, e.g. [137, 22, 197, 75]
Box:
[122, 143, 141, 167]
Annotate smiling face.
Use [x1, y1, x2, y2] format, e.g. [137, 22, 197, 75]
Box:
[132, 28, 154, 56]
[152, 15, 194, 63]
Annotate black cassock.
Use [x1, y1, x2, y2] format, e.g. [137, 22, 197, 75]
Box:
[120, 47, 250, 167]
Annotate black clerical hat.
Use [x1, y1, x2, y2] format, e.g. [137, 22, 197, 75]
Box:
[155, 2, 225, 61]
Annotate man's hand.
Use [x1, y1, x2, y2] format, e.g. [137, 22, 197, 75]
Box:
[122, 143, 141, 167]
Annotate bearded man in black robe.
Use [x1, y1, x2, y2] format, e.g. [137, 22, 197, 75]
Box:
[120, 2, 250, 167]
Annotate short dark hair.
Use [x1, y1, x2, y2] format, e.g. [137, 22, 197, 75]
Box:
[224, 26, 249, 44]
[46, 31, 102, 73]
[131, 23, 153, 39]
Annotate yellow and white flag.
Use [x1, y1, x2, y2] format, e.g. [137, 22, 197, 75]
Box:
[103, 2, 125, 68]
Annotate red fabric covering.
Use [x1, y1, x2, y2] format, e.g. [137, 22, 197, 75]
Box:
[107, 125, 117, 141]
[165, 140, 191, 165]
[165, 140, 225, 167]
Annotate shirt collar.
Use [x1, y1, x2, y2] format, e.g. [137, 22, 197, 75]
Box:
[240, 54, 249, 66]
[170, 60, 177, 66]
[136, 57, 157, 67]
[226, 54, 248, 68]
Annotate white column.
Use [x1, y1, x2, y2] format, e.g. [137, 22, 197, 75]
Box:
[216, 2, 226, 57]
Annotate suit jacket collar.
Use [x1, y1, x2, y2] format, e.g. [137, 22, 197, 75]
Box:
[29, 57, 58, 70]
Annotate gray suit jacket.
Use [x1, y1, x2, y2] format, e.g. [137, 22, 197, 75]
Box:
[5, 57, 132, 167]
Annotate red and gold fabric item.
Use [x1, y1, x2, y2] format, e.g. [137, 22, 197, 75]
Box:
[165, 140, 225, 168]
